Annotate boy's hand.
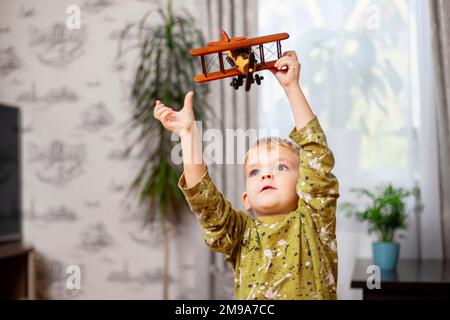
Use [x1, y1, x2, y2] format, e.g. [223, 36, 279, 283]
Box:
[271, 51, 301, 90]
[154, 91, 195, 138]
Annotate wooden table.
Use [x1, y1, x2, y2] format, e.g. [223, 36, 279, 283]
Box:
[351, 259, 450, 300]
[0, 242, 35, 300]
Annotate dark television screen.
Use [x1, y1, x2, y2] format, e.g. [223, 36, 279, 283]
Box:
[0, 104, 21, 241]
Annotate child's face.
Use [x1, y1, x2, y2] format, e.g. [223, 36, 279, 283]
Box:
[242, 144, 300, 217]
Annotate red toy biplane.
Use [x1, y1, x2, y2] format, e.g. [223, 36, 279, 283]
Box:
[190, 30, 289, 91]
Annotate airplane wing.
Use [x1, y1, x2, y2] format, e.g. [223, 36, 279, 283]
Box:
[255, 61, 276, 72]
[193, 61, 277, 83]
[194, 68, 241, 83]
[190, 33, 289, 56]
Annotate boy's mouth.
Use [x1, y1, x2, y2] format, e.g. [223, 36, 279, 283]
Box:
[260, 185, 277, 193]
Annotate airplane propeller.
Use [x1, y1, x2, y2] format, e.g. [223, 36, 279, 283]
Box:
[245, 51, 256, 92]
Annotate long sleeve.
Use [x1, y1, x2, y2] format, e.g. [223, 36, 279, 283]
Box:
[178, 168, 251, 268]
[289, 117, 339, 297]
[289, 117, 339, 236]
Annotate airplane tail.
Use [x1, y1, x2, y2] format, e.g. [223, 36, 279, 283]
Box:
[206, 29, 245, 46]
[221, 29, 230, 42]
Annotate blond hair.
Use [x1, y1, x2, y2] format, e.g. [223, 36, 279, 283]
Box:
[243, 137, 300, 171]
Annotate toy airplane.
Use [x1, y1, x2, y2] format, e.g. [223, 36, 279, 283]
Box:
[190, 30, 289, 91]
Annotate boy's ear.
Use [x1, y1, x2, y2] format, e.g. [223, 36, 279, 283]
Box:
[242, 191, 252, 211]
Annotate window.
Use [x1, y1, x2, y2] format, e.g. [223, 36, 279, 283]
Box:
[258, 0, 421, 183]
[258, 0, 429, 299]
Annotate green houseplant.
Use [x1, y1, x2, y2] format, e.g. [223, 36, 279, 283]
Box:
[341, 184, 423, 270]
[117, 0, 210, 299]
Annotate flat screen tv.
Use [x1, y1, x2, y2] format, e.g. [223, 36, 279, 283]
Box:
[0, 104, 21, 243]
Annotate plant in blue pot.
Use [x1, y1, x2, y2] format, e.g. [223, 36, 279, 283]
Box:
[341, 184, 423, 271]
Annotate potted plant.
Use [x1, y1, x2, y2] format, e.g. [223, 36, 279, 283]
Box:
[117, 0, 211, 299]
[341, 184, 423, 270]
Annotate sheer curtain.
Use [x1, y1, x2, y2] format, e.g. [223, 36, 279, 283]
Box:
[258, 0, 441, 299]
[197, 0, 258, 300]
[430, 0, 450, 260]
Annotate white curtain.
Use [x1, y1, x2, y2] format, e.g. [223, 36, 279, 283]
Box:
[195, 0, 258, 300]
[430, 0, 450, 259]
[258, 0, 442, 299]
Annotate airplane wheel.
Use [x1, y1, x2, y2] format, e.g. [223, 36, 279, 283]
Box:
[255, 74, 264, 86]
[255, 74, 261, 85]
[230, 78, 239, 90]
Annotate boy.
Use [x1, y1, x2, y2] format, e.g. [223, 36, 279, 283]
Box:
[154, 51, 339, 300]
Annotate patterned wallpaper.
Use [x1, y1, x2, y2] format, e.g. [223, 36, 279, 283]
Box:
[0, 0, 209, 299]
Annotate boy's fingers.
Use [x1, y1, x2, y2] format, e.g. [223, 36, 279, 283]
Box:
[283, 51, 298, 61]
[154, 105, 161, 118]
[155, 100, 163, 109]
[274, 56, 291, 68]
[275, 53, 300, 68]
[159, 109, 172, 119]
[162, 114, 173, 125]
[155, 106, 170, 119]
[154, 106, 164, 118]
[160, 109, 173, 122]
[275, 57, 294, 70]
[276, 56, 301, 72]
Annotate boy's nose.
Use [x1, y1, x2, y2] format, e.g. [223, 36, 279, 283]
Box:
[262, 173, 273, 180]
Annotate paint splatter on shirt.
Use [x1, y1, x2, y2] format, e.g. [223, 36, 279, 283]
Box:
[178, 117, 339, 300]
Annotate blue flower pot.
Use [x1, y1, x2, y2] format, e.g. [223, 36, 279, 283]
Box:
[372, 242, 400, 271]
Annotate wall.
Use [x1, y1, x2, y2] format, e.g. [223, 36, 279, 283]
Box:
[0, 0, 210, 299]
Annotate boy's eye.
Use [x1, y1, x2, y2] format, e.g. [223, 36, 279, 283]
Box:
[249, 169, 260, 177]
[277, 164, 289, 171]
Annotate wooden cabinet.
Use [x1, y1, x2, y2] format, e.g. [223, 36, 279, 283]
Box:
[0, 242, 35, 300]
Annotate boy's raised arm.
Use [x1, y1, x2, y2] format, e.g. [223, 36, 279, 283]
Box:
[154, 92, 250, 267]
[154, 92, 207, 187]
[272, 51, 316, 131]
[273, 51, 339, 254]
[272, 50, 339, 205]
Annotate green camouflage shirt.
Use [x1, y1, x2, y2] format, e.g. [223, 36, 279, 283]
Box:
[178, 117, 339, 300]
